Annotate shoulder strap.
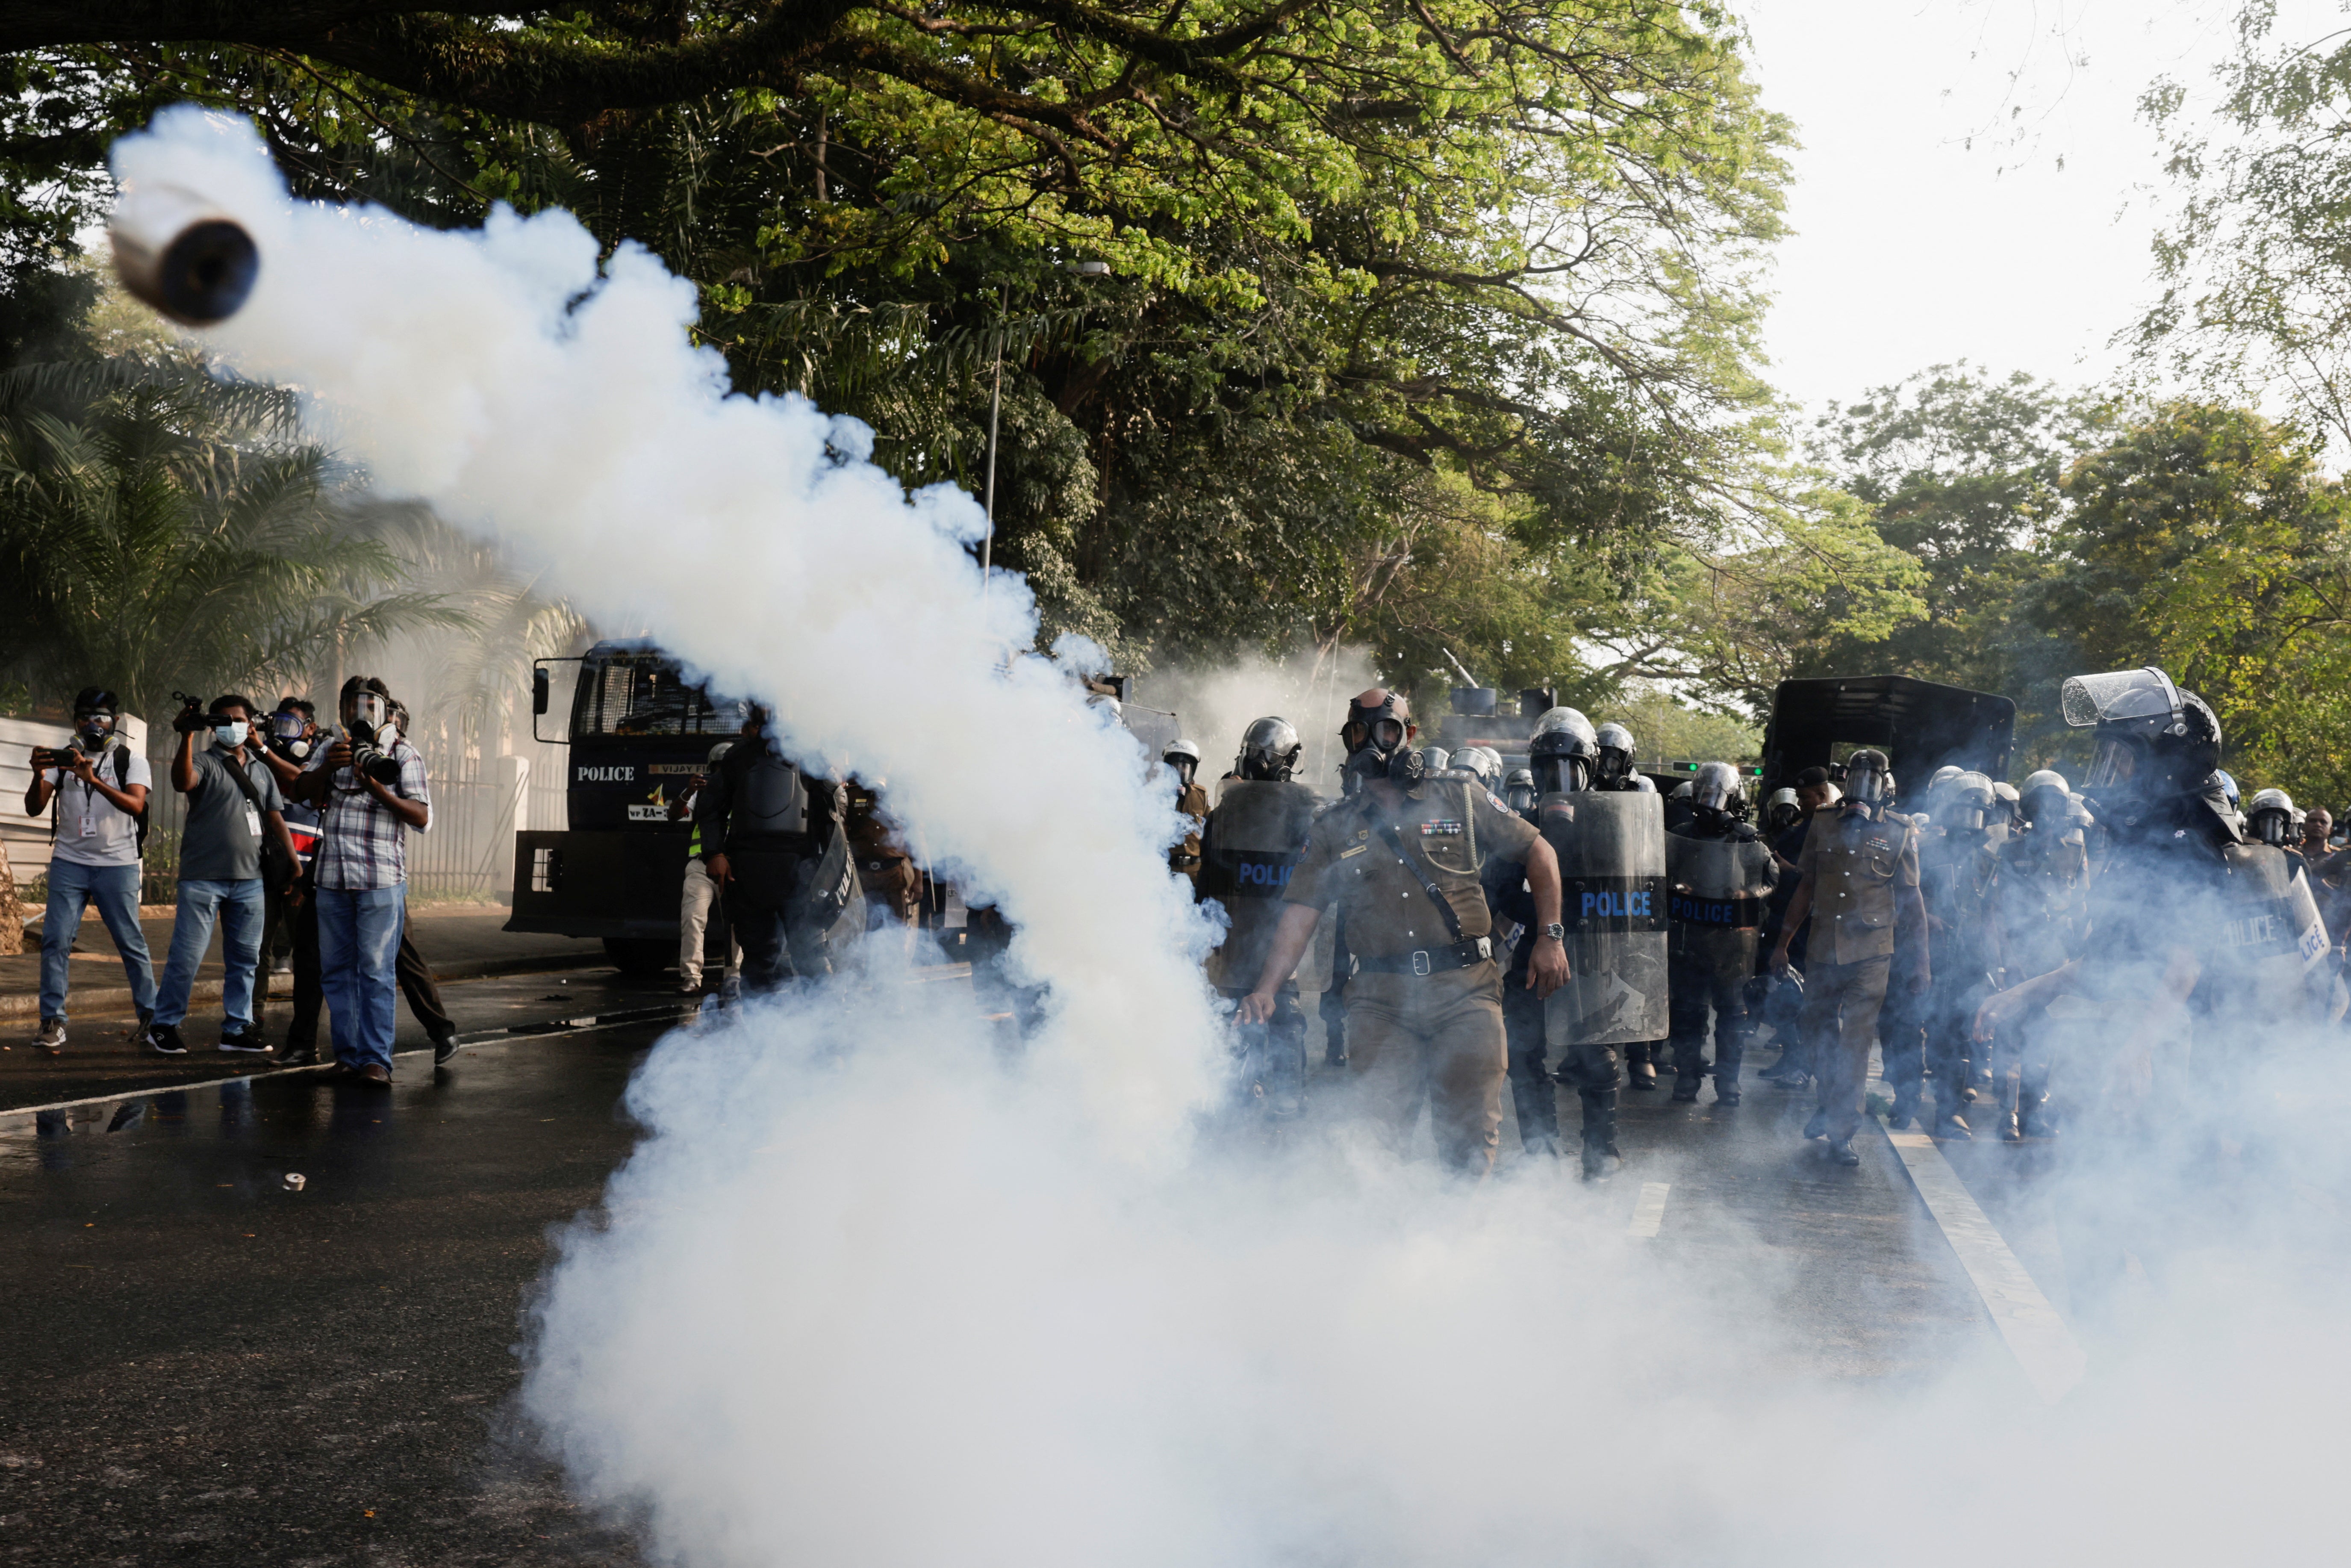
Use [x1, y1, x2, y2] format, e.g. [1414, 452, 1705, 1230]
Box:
[1371, 818, 1468, 943]
[220, 752, 268, 811]
[115, 746, 149, 850]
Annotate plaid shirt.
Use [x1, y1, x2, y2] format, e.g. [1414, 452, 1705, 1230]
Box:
[303, 738, 430, 892]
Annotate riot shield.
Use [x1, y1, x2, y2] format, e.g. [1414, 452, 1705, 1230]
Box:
[1539, 789, 1670, 1046]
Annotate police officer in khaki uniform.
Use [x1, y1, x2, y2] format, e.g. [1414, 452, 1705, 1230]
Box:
[1768, 748, 1930, 1166]
[1166, 739, 1209, 888]
[842, 777, 922, 930]
[1240, 690, 1570, 1173]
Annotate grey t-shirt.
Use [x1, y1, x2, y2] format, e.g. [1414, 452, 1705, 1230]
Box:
[178, 746, 286, 883]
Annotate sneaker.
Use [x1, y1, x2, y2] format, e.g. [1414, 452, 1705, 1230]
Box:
[217, 1024, 273, 1054]
[144, 1022, 189, 1056]
[35, 1018, 65, 1054]
[1827, 1139, 1860, 1167]
[431, 1029, 460, 1066]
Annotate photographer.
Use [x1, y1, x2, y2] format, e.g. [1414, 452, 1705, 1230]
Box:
[144, 695, 301, 1056]
[254, 698, 327, 1062]
[21, 687, 155, 1053]
[289, 676, 429, 1086]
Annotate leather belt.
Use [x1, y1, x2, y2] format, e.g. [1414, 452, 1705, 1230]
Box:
[1355, 936, 1493, 976]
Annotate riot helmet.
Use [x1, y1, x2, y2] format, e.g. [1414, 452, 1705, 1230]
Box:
[1764, 787, 1802, 835]
[1503, 767, 1537, 814]
[1527, 706, 1599, 795]
[1164, 738, 1202, 790]
[71, 687, 119, 749]
[1593, 722, 1638, 787]
[2019, 769, 2071, 825]
[1422, 746, 1452, 776]
[1992, 780, 2021, 826]
[1841, 749, 1894, 809]
[2062, 666, 2223, 811]
[1940, 770, 1996, 831]
[2247, 787, 2295, 847]
[1626, 773, 1658, 793]
[1670, 779, 1694, 798]
[2215, 769, 2241, 811]
[1235, 716, 1302, 782]
[1455, 746, 1503, 790]
[1689, 760, 1745, 819]
[706, 741, 735, 766]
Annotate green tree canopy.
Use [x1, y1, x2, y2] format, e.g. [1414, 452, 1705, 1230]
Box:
[0, 0, 1798, 690]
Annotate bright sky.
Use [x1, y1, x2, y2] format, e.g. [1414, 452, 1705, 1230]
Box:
[1738, 0, 2337, 422]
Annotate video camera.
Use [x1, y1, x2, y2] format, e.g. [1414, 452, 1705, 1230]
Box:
[171, 690, 210, 734]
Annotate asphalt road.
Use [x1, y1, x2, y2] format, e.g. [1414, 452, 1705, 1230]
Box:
[0, 997, 2043, 1567]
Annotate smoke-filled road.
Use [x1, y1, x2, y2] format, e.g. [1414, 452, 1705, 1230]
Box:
[0, 1039, 2034, 1568]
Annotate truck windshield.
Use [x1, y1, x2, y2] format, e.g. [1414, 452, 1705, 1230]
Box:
[574, 655, 746, 739]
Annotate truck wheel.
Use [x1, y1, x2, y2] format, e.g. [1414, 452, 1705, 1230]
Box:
[603, 937, 673, 976]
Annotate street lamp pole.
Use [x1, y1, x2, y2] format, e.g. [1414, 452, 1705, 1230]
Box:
[981, 282, 1005, 579]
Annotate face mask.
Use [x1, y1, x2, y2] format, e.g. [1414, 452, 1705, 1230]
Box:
[214, 721, 250, 750]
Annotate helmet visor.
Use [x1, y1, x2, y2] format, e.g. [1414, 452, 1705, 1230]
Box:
[2062, 667, 2180, 729]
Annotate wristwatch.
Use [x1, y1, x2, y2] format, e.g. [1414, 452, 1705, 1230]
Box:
[1540, 922, 1566, 941]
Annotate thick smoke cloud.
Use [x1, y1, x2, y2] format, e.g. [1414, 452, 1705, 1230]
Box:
[113, 106, 2351, 1568]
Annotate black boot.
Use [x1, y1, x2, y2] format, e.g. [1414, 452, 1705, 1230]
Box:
[1713, 1042, 1744, 1106]
[1579, 1089, 1620, 1179]
[1627, 1052, 1658, 1091]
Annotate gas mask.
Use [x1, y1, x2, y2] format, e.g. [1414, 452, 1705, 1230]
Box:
[271, 710, 313, 759]
[1345, 737, 1425, 791]
[74, 712, 115, 750]
[348, 691, 392, 747]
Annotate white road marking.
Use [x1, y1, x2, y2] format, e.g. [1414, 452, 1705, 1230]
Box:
[1628, 1181, 1670, 1238]
[1881, 1123, 2087, 1405]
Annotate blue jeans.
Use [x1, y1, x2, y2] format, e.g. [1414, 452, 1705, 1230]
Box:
[153, 878, 266, 1030]
[316, 885, 406, 1071]
[39, 859, 156, 1024]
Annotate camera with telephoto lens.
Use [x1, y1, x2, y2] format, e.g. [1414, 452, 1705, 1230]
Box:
[345, 722, 403, 787]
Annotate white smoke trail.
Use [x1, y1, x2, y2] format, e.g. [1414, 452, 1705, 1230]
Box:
[112, 106, 2351, 1568]
[111, 107, 1221, 1146]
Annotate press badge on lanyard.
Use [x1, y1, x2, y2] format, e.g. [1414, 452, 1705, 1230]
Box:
[245, 807, 262, 838]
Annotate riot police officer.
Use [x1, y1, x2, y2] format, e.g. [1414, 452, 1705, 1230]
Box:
[1762, 788, 1803, 839]
[1166, 738, 1208, 887]
[1665, 762, 1778, 1105]
[1972, 668, 2323, 1327]
[1981, 768, 2089, 1140]
[1520, 707, 1667, 1173]
[1321, 688, 1420, 1065]
[1908, 769, 2001, 1138]
[1504, 767, 1537, 815]
[1199, 718, 1320, 1117]
[1239, 704, 1570, 1173]
[697, 706, 849, 992]
[1593, 723, 1642, 790]
[1770, 748, 1929, 1166]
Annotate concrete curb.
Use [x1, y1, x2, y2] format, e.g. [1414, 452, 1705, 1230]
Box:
[0, 949, 607, 1021]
